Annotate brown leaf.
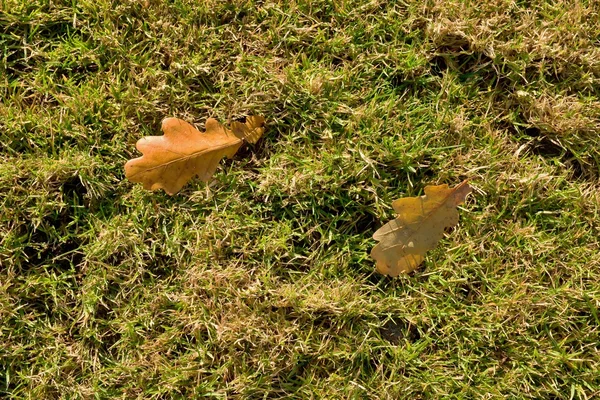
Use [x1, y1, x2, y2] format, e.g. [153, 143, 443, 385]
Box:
[371, 180, 472, 276]
[125, 116, 265, 195]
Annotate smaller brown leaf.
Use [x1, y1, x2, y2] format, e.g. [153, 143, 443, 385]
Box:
[371, 180, 472, 276]
[125, 116, 265, 195]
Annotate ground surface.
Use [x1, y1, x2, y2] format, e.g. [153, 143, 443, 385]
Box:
[1, 0, 600, 398]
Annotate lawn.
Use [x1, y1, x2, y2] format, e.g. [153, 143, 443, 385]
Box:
[1, 0, 600, 398]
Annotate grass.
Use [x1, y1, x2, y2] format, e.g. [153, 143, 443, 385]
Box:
[1, 0, 600, 398]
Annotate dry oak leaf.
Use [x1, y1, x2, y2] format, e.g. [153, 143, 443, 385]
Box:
[371, 180, 472, 277]
[125, 116, 265, 195]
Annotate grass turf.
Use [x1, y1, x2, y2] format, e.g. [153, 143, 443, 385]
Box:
[1, 0, 600, 398]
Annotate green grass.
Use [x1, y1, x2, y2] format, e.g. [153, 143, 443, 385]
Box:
[1, 0, 600, 398]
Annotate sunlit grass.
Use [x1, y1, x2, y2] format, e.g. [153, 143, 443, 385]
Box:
[1, 0, 599, 398]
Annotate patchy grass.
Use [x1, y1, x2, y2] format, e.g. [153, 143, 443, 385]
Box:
[1, 0, 600, 398]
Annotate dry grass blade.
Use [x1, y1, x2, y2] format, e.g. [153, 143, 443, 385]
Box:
[372, 180, 472, 276]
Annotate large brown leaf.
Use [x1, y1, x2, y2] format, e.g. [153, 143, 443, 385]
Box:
[125, 116, 265, 194]
[371, 180, 472, 276]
